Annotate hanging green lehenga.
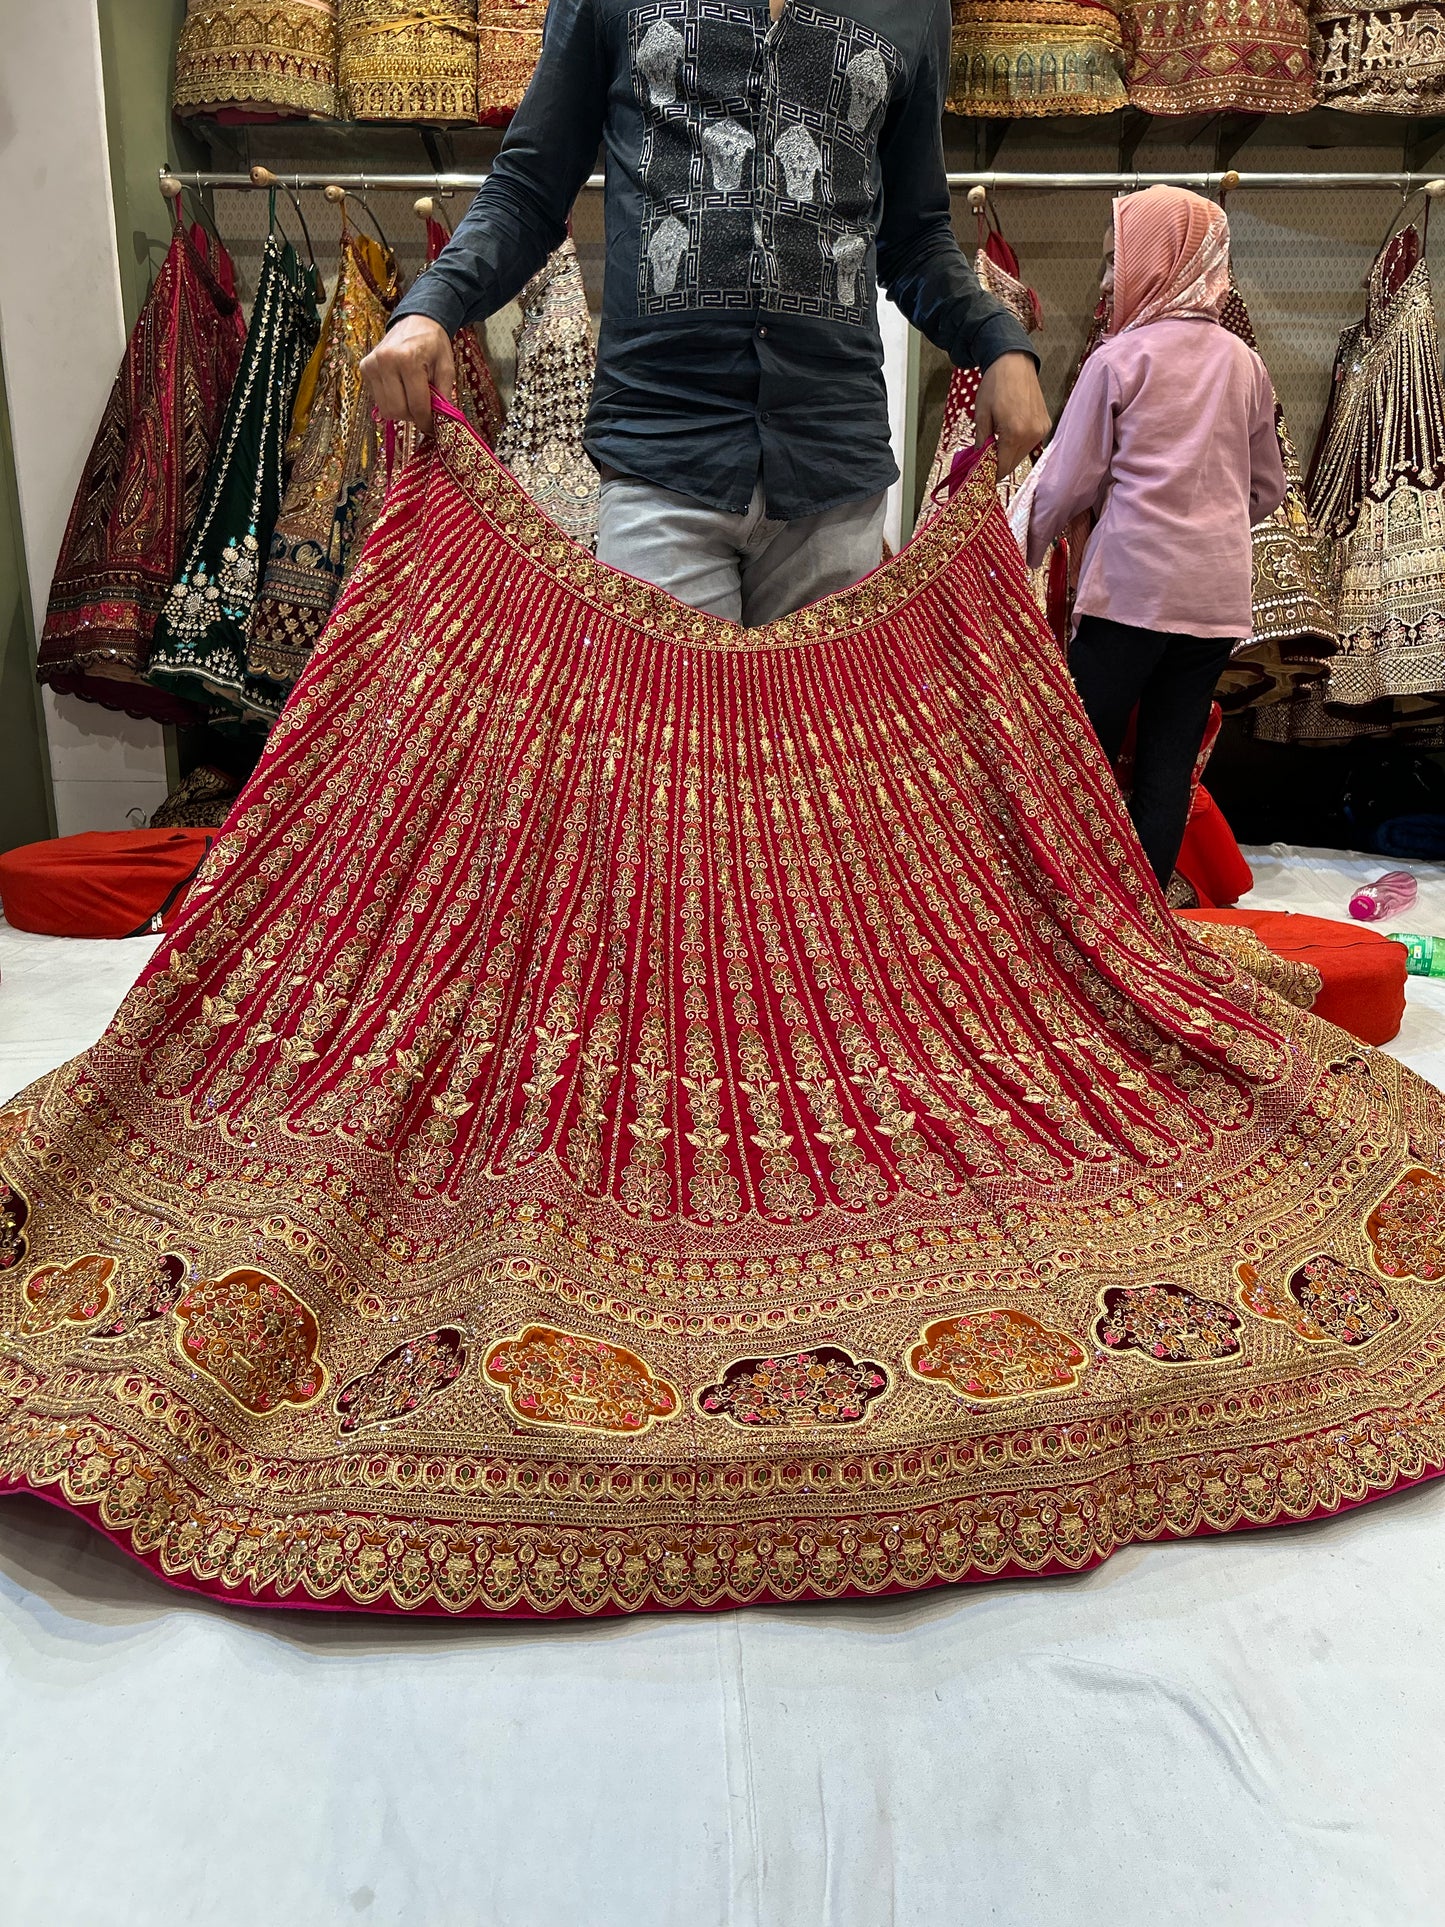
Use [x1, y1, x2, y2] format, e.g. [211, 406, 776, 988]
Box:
[147, 200, 322, 724]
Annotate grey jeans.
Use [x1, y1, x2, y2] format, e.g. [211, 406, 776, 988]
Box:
[596, 476, 889, 627]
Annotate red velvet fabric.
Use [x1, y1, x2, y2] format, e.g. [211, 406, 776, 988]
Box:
[1175, 787, 1255, 909]
[1180, 908, 1409, 1045]
[0, 830, 214, 940]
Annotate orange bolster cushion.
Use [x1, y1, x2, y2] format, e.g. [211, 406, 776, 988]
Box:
[0, 829, 214, 940]
[1180, 908, 1409, 1048]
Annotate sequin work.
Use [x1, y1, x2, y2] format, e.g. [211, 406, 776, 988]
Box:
[5, 408, 1445, 1619]
[496, 238, 600, 552]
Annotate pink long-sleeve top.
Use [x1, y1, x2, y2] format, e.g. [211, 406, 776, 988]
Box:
[1026, 315, 1288, 639]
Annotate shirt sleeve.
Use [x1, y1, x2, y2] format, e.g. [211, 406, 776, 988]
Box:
[1025, 354, 1117, 569]
[1248, 371, 1288, 525]
[874, 0, 1036, 373]
[391, 0, 605, 336]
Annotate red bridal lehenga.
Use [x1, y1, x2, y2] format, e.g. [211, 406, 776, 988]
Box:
[5, 403, 1445, 1620]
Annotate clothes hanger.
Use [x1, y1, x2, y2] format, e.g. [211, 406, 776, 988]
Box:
[249, 165, 316, 268]
[159, 170, 228, 257]
[325, 182, 393, 256]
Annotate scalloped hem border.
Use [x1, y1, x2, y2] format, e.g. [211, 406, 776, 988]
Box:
[5, 1456, 1443, 1623]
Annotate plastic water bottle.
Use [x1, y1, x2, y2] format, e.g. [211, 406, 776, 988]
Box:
[1351, 870, 1419, 921]
[1388, 934, 1445, 978]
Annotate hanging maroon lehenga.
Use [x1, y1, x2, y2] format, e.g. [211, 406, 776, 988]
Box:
[424, 214, 505, 447]
[36, 215, 247, 726]
[5, 403, 1445, 1620]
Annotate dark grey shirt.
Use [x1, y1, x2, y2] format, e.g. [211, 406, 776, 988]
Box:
[395, 0, 1036, 517]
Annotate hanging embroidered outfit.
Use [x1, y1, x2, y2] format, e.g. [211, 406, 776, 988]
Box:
[5, 401, 1445, 1620]
[245, 226, 402, 713]
[919, 223, 1055, 617]
[148, 227, 323, 723]
[1215, 284, 1337, 711]
[1307, 227, 1445, 714]
[337, 0, 479, 121]
[476, 0, 546, 122]
[173, 0, 341, 119]
[496, 237, 599, 552]
[922, 225, 1044, 513]
[1311, 0, 1445, 110]
[1122, 0, 1314, 112]
[36, 216, 246, 727]
[946, 0, 1130, 114]
[425, 215, 505, 446]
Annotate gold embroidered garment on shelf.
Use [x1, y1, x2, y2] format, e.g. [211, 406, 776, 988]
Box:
[1122, 0, 1314, 112]
[1311, 0, 1445, 109]
[947, 0, 1130, 114]
[338, 0, 479, 121]
[5, 416, 1445, 1619]
[476, 0, 546, 121]
[173, 0, 340, 117]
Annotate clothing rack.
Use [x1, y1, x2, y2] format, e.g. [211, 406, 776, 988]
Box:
[162, 166, 1445, 195]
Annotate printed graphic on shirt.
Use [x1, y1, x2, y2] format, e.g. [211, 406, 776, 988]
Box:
[630, 0, 901, 322]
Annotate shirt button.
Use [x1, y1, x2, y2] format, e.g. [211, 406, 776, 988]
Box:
[758, 325, 769, 338]
[761, 411, 773, 423]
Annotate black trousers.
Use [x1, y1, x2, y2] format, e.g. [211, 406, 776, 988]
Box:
[1068, 615, 1236, 889]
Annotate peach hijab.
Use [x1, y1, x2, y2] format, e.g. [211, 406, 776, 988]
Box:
[1109, 185, 1231, 336]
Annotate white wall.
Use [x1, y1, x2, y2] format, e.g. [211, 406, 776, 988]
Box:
[880, 299, 912, 554]
[0, 0, 170, 835]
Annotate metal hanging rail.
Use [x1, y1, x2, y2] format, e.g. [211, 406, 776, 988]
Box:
[162, 165, 1445, 195]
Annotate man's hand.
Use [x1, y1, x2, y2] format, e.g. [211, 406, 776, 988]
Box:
[360, 315, 456, 435]
[974, 352, 1051, 477]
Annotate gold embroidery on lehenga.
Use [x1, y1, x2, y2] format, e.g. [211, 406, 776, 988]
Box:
[482, 1325, 681, 1435]
[1093, 1283, 1244, 1364]
[1236, 1257, 1400, 1346]
[173, 1268, 326, 1414]
[335, 1328, 468, 1432]
[337, 0, 479, 122]
[18, 1257, 118, 1338]
[697, 1348, 890, 1428]
[1367, 1168, 1445, 1280]
[906, 1309, 1089, 1403]
[9, 417, 1445, 1618]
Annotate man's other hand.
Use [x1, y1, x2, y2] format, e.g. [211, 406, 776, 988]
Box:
[974, 352, 1051, 476]
[361, 315, 456, 435]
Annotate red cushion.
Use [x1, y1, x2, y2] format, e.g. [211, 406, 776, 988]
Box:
[1180, 908, 1409, 1046]
[0, 829, 214, 939]
[1175, 788, 1254, 909]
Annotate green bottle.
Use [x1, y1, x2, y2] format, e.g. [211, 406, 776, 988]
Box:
[1388, 934, 1445, 978]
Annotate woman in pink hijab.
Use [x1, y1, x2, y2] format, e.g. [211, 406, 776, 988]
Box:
[1026, 185, 1286, 890]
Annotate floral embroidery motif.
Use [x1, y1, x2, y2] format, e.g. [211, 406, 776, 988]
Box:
[1237, 1258, 1400, 1347]
[1367, 1168, 1445, 1281]
[906, 1309, 1088, 1403]
[335, 1328, 468, 1434]
[696, 1347, 889, 1429]
[0, 1105, 32, 1162]
[90, 1253, 189, 1340]
[482, 1325, 680, 1435]
[172, 1268, 325, 1415]
[1094, 1284, 1243, 1364]
[0, 1178, 29, 1273]
[18, 1256, 118, 1338]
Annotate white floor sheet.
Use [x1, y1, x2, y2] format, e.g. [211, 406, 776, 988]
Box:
[4, 847, 1445, 1927]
